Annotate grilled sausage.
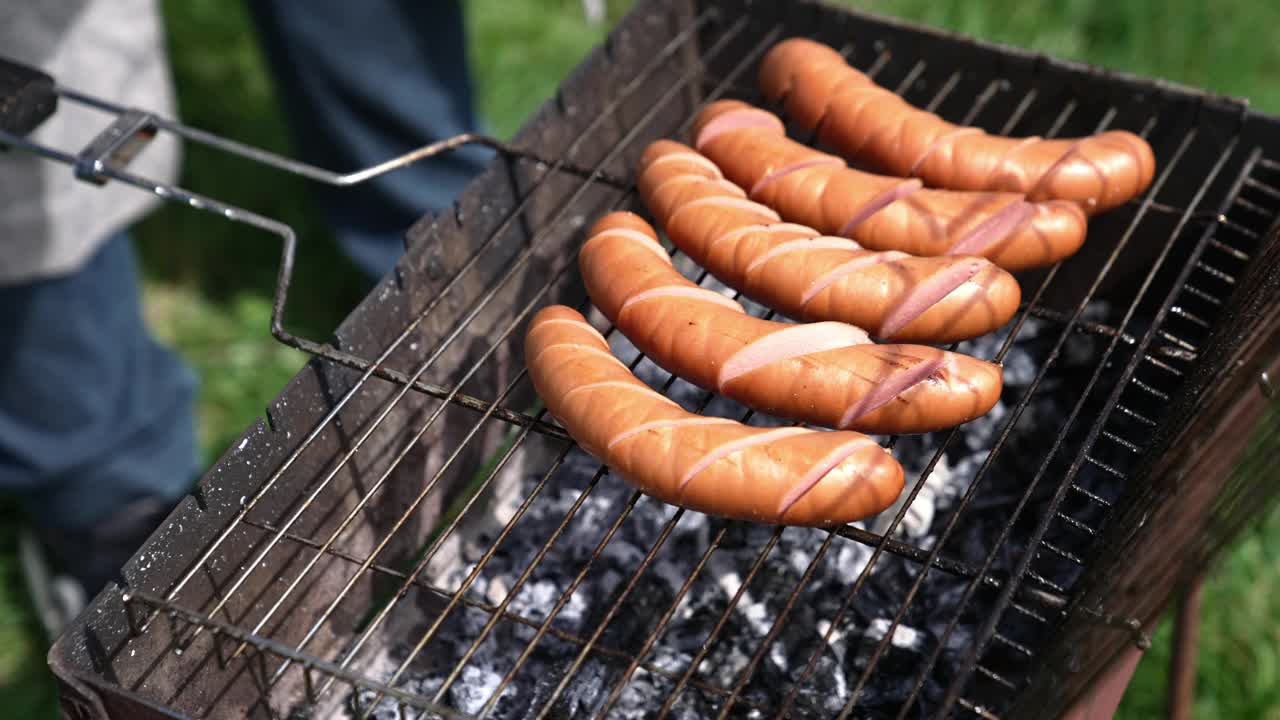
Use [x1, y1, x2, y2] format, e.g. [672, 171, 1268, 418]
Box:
[526, 305, 906, 526]
[580, 212, 1003, 434]
[690, 101, 1089, 271]
[638, 139, 1023, 340]
[759, 38, 1156, 214]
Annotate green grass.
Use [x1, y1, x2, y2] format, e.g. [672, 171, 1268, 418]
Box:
[1, 1, 1278, 717]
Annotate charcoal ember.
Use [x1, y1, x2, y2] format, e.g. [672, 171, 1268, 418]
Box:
[450, 663, 505, 715]
[747, 595, 856, 715]
[846, 618, 931, 719]
[610, 650, 687, 720]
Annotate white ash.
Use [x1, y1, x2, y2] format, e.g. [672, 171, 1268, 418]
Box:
[348, 303, 1128, 719]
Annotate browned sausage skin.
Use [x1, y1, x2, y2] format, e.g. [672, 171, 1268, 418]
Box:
[580, 212, 1003, 434]
[525, 305, 905, 526]
[759, 38, 1156, 215]
[638, 139, 1023, 341]
[690, 101, 1089, 272]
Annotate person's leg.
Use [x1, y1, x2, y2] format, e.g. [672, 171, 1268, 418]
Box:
[0, 230, 199, 611]
[247, 0, 494, 280]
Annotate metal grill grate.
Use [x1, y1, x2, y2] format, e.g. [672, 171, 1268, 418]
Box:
[43, 1, 1280, 719]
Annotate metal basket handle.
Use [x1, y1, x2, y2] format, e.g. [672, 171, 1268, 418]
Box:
[0, 54, 620, 362]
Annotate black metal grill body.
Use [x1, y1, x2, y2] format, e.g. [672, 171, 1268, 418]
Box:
[48, 1, 1280, 718]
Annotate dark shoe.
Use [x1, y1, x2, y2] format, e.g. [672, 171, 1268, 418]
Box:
[19, 495, 177, 640]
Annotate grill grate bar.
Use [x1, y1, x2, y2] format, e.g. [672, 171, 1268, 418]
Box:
[1010, 601, 1049, 624]
[439, 481, 644, 718]
[1169, 304, 1212, 329]
[893, 60, 931, 96]
[524, 500, 685, 720]
[895, 114, 1211, 719]
[1005, 151, 1267, 701]
[234, 315, 548, 663]
[437, 458, 629, 710]
[776, 69, 1058, 718]
[279, 318, 576, 684]
[1021, 306, 1135, 344]
[838, 106, 1148, 720]
[992, 632, 1035, 657]
[1195, 260, 1237, 284]
[142, 116, 659, 631]
[1115, 404, 1158, 427]
[1082, 457, 1126, 484]
[1130, 376, 1172, 399]
[342, 18, 783, 714]
[1142, 199, 1200, 216]
[826, 524, 1070, 606]
[163, 7, 726, 655]
[671, 43, 939, 718]
[975, 665, 1018, 691]
[285, 15, 746, 704]
[719, 534, 838, 719]
[287, 253, 584, 683]
[923, 70, 964, 113]
[122, 591, 467, 718]
[1243, 175, 1280, 200]
[1055, 512, 1098, 535]
[283, 350, 568, 439]
[957, 696, 1003, 720]
[1101, 430, 1145, 454]
[1044, 99, 1081, 139]
[936, 136, 1251, 717]
[335, 410, 572, 703]
[229, 519, 749, 706]
[781, 80, 1093, 720]
[1158, 330, 1199, 353]
[1208, 232, 1256, 259]
[830, 526, 999, 590]
[1039, 540, 1084, 565]
[997, 86, 1039, 135]
[350, 33, 890, 712]
[1025, 571, 1066, 594]
[1180, 282, 1225, 306]
[1231, 195, 1271, 218]
[697, 47, 915, 720]
[1141, 355, 1184, 377]
[658, 528, 785, 718]
[961, 79, 1006, 125]
[667, 45, 932, 720]
[594, 525, 731, 716]
[441, 26, 783, 716]
[1220, 219, 1258, 238]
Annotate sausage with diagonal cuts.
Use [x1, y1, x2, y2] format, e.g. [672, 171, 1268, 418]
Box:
[638, 140, 1024, 341]
[690, 101, 1089, 271]
[759, 38, 1155, 214]
[525, 305, 905, 526]
[580, 211, 1003, 434]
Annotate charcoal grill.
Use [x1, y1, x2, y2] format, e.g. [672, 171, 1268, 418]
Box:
[7, 0, 1279, 717]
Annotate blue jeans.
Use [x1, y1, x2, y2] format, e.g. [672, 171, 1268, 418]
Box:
[1, 1, 489, 531]
[0, 232, 199, 529]
[249, 0, 494, 279]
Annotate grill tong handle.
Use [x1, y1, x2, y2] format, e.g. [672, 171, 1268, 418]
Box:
[0, 55, 57, 138]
